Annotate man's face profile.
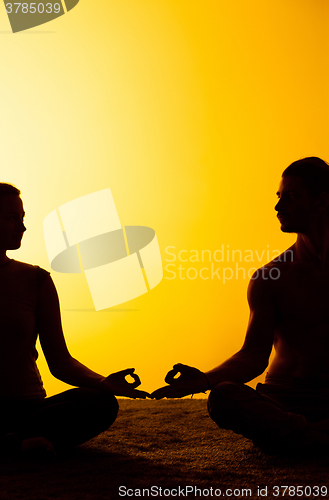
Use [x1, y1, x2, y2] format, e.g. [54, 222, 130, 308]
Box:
[0, 195, 26, 251]
[275, 175, 320, 234]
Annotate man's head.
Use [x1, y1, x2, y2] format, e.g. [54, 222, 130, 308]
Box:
[0, 183, 26, 251]
[0, 183, 20, 205]
[275, 157, 329, 234]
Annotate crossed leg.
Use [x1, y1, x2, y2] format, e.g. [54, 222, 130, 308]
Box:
[1, 388, 119, 455]
[207, 381, 329, 453]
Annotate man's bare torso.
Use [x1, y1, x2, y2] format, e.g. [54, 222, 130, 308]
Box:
[266, 243, 329, 379]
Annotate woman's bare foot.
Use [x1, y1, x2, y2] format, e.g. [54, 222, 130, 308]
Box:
[0, 433, 21, 457]
[21, 437, 55, 459]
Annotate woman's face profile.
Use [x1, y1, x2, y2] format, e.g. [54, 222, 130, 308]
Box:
[0, 195, 26, 251]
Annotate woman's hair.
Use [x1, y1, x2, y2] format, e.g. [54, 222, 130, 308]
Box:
[282, 157, 329, 197]
[0, 183, 21, 209]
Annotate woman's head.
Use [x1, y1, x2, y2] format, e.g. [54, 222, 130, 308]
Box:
[0, 184, 26, 251]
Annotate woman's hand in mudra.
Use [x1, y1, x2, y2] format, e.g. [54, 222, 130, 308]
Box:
[100, 368, 149, 398]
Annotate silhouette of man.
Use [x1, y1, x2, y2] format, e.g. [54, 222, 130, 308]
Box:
[0, 184, 148, 457]
[152, 157, 329, 453]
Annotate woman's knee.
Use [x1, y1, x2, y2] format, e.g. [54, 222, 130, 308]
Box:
[105, 393, 119, 427]
[88, 390, 119, 429]
[69, 388, 119, 430]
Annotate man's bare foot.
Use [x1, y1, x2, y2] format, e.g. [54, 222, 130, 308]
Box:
[310, 420, 329, 435]
[304, 427, 329, 453]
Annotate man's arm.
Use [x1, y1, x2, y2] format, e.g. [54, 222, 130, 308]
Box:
[151, 271, 276, 399]
[205, 270, 275, 386]
[38, 275, 148, 398]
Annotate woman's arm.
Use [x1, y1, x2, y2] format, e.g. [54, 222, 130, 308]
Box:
[37, 275, 148, 398]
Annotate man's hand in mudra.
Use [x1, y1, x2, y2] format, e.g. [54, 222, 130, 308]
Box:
[151, 363, 210, 399]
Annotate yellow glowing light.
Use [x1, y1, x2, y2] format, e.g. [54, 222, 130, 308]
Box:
[0, 1, 328, 395]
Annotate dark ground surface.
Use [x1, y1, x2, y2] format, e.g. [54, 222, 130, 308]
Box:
[1, 399, 329, 500]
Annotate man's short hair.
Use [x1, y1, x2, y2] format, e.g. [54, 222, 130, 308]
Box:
[0, 183, 21, 209]
[282, 157, 329, 197]
[0, 183, 20, 197]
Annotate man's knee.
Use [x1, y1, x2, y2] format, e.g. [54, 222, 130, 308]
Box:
[208, 381, 248, 410]
[207, 381, 254, 429]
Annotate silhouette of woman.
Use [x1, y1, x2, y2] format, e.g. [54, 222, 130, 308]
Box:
[0, 183, 147, 457]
